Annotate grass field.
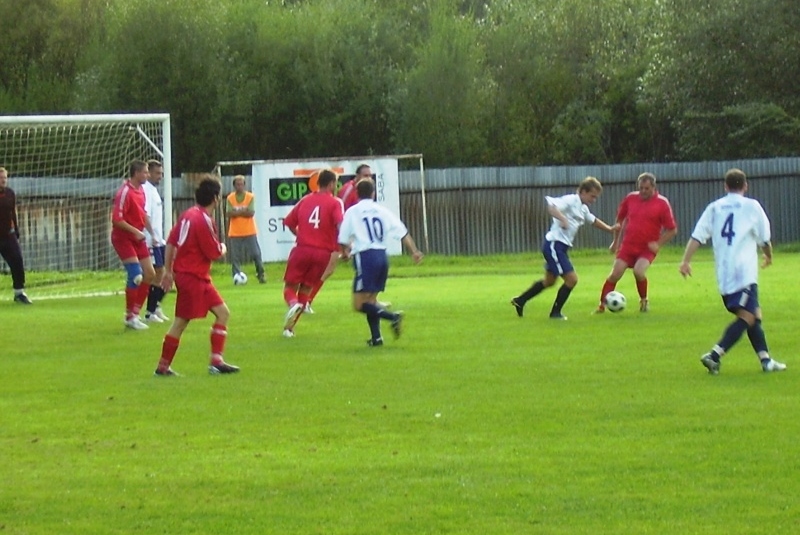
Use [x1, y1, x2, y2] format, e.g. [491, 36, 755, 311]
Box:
[2, 248, 799, 534]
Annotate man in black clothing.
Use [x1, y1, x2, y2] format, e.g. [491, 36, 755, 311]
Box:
[0, 167, 32, 304]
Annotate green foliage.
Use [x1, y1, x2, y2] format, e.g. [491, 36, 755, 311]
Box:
[75, 0, 235, 170]
[1, 0, 800, 168]
[0, 0, 102, 112]
[3, 251, 800, 533]
[239, 0, 400, 159]
[389, 2, 492, 166]
[679, 103, 800, 160]
[651, 0, 800, 159]
[549, 100, 611, 164]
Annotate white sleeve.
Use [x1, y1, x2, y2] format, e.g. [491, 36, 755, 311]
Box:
[691, 204, 714, 244]
[753, 201, 771, 244]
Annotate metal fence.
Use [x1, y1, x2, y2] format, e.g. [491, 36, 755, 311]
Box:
[398, 158, 800, 255]
[3, 157, 798, 273]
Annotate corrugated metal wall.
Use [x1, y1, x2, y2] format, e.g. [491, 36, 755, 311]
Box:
[4, 158, 798, 272]
[398, 158, 800, 255]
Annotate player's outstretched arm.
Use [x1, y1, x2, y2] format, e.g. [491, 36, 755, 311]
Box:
[679, 238, 701, 278]
[609, 219, 625, 252]
[760, 242, 773, 268]
[401, 234, 424, 264]
[593, 218, 618, 234]
[160, 244, 177, 292]
[320, 251, 342, 281]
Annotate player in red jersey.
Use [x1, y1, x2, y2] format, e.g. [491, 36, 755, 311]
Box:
[596, 172, 677, 313]
[338, 163, 373, 211]
[281, 168, 344, 337]
[111, 160, 156, 330]
[303, 164, 374, 314]
[154, 177, 239, 376]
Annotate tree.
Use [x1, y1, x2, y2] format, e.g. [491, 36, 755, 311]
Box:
[389, 2, 492, 166]
[646, 0, 800, 159]
[0, 0, 103, 111]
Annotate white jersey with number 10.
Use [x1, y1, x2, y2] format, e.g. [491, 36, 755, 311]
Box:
[339, 199, 408, 255]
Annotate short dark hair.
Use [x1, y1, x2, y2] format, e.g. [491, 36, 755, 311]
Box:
[355, 164, 371, 177]
[129, 160, 147, 177]
[195, 177, 221, 206]
[356, 178, 375, 199]
[724, 168, 747, 191]
[317, 169, 338, 189]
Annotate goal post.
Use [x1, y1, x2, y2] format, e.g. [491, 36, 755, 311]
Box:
[0, 113, 172, 299]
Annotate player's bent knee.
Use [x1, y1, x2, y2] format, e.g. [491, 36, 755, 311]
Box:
[125, 263, 144, 288]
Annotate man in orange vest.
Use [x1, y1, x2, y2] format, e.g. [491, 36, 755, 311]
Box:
[225, 175, 266, 283]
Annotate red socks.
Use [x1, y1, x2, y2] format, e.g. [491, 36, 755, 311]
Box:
[636, 279, 648, 299]
[210, 323, 227, 357]
[600, 280, 616, 304]
[157, 334, 180, 372]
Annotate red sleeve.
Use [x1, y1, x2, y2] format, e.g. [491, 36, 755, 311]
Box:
[616, 194, 630, 223]
[197, 213, 224, 261]
[337, 182, 353, 201]
[331, 196, 344, 226]
[111, 185, 127, 223]
[344, 189, 359, 210]
[661, 199, 677, 230]
[166, 216, 181, 246]
[284, 199, 301, 230]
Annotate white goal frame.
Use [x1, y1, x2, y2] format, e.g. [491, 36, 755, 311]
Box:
[0, 113, 172, 293]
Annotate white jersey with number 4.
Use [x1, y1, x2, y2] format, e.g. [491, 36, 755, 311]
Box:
[690, 192, 771, 295]
[339, 199, 408, 255]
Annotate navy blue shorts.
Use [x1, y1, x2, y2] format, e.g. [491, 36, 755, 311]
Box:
[352, 248, 389, 293]
[541, 240, 574, 276]
[150, 245, 166, 268]
[722, 284, 760, 315]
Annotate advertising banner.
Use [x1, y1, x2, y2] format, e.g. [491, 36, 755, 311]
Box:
[251, 157, 400, 262]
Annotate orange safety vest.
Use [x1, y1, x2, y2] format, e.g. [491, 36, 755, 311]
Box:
[226, 191, 258, 237]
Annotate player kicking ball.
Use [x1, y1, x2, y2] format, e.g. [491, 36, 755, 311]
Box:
[154, 177, 239, 376]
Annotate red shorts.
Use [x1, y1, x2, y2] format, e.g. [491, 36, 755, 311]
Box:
[111, 233, 149, 261]
[173, 272, 224, 320]
[616, 243, 657, 267]
[283, 245, 332, 287]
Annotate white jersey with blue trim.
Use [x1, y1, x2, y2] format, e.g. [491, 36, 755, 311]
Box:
[690, 192, 771, 295]
[544, 193, 596, 247]
[143, 180, 165, 247]
[339, 199, 408, 255]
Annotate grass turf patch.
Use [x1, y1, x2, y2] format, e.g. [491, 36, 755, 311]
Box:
[2, 248, 799, 534]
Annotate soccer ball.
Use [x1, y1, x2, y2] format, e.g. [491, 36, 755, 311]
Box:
[605, 291, 627, 313]
[233, 272, 248, 285]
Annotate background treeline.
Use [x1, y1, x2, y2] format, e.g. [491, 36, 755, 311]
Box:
[1, 0, 799, 173]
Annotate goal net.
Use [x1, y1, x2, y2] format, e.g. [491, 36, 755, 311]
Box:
[0, 113, 172, 300]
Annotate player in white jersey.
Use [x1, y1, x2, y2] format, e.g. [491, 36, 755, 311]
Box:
[510, 177, 617, 320]
[679, 168, 785, 374]
[338, 179, 423, 346]
[143, 160, 170, 323]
